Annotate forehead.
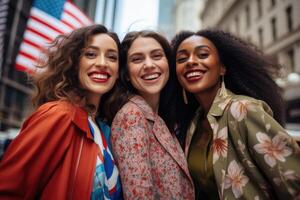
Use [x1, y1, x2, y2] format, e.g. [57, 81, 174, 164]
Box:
[128, 37, 163, 55]
[177, 35, 217, 52]
[88, 33, 118, 50]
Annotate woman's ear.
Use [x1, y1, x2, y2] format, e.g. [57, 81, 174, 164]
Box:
[220, 65, 226, 76]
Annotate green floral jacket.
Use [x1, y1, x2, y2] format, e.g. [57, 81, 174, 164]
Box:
[185, 89, 300, 200]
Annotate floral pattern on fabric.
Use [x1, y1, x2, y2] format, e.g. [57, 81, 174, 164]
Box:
[212, 124, 228, 164]
[224, 160, 249, 198]
[111, 95, 194, 200]
[253, 132, 292, 168]
[185, 89, 300, 199]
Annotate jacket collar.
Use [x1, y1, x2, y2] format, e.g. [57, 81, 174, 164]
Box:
[129, 95, 156, 121]
[130, 95, 193, 182]
[208, 88, 233, 117]
[185, 88, 233, 156]
[72, 105, 94, 140]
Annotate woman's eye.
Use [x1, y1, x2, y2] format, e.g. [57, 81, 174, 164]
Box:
[130, 57, 143, 63]
[176, 56, 188, 63]
[84, 51, 97, 58]
[152, 54, 163, 60]
[107, 53, 118, 61]
[197, 52, 209, 59]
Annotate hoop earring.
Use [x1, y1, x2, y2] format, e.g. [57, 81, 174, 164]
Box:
[183, 88, 188, 104]
[220, 75, 227, 97]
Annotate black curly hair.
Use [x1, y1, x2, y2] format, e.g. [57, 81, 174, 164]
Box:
[171, 29, 284, 141]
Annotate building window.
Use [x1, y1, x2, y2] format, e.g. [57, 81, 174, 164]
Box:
[270, 0, 276, 7]
[257, 0, 262, 18]
[271, 17, 277, 41]
[258, 27, 263, 48]
[286, 5, 293, 32]
[245, 5, 251, 27]
[287, 49, 295, 72]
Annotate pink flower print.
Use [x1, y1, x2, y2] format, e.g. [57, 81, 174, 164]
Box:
[224, 160, 249, 198]
[230, 100, 255, 121]
[253, 132, 292, 167]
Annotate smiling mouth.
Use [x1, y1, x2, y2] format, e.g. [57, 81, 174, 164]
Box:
[88, 72, 111, 82]
[142, 72, 161, 80]
[184, 70, 206, 81]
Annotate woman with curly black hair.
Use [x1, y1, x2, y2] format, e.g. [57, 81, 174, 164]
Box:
[171, 29, 300, 199]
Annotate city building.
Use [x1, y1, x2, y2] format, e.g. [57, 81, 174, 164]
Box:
[0, 0, 98, 132]
[157, 0, 203, 39]
[200, 0, 300, 124]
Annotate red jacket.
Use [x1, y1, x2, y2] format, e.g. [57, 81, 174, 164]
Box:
[0, 101, 98, 199]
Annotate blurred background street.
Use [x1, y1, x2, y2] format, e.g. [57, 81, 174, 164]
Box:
[0, 0, 299, 150]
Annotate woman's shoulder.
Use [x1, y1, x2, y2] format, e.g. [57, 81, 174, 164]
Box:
[227, 92, 273, 119]
[230, 93, 271, 109]
[116, 96, 144, 115]
[31, 100, 80, 121]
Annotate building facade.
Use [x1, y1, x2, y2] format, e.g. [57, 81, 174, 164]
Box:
[157, 0, 203, 39]
[200, 0, 300, 124]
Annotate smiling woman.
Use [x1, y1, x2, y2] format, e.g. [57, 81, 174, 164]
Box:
[171, 29, 300, 200]
[106, 30, 195, 200]
[0, 24, 122, 200]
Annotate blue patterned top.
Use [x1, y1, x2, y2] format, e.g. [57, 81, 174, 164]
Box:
[88, 117, 122, 200]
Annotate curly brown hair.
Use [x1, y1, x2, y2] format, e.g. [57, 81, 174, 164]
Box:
[31, 24, 120, 113]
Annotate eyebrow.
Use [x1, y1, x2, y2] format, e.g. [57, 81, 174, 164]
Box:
[177, 45, 211, 54]
[129, 48, 163, 56]
[86, 45, 118, 52]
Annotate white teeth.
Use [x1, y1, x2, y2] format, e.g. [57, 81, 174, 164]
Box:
[186, 71, 202, 78]
[90, 73, 108, 79]
[143, 73, 159, 80]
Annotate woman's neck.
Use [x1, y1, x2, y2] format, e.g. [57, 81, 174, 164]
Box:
[194, 84, 220, 116]
[87, 93, 101, 119]
[140, 93, 160, 113]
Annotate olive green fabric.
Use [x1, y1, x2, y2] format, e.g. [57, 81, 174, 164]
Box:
[188, 115, 219, 200]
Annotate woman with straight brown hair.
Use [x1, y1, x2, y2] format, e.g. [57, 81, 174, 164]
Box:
[107, 30, 195, 200]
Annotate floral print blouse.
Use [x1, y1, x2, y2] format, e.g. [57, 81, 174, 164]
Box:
[111, 95, 195, 200]
[185, 89, 300, 200]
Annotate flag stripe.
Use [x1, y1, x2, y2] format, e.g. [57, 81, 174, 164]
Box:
[64, 2, 92, 25]
[23, 38, 44, 50]
[30, 15, 64, 35]
[19, 51, 37, 62]
[31, 8, 72, 33]
[27, 27, 52, 41]
[23, 30, 51, 48]
[16, 0, 93, 72]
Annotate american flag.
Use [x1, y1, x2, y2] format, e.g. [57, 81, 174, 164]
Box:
[0, 0, 9, 71]
[15, 0, 93, 73]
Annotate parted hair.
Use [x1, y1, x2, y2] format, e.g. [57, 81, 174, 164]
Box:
[105, 30, 178, 131]
[31, 24, 120, 116]
[171, 29, 284, 139]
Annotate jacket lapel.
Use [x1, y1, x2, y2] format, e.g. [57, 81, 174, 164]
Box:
[153, 117, 193, 181]
[131, 96, 192, 181]
[208, 89, 233, 198]
[72, 105, 94, 140]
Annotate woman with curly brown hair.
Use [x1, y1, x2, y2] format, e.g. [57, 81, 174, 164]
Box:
[171, 29, 300, 199]
[0, 24, 122, 200]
